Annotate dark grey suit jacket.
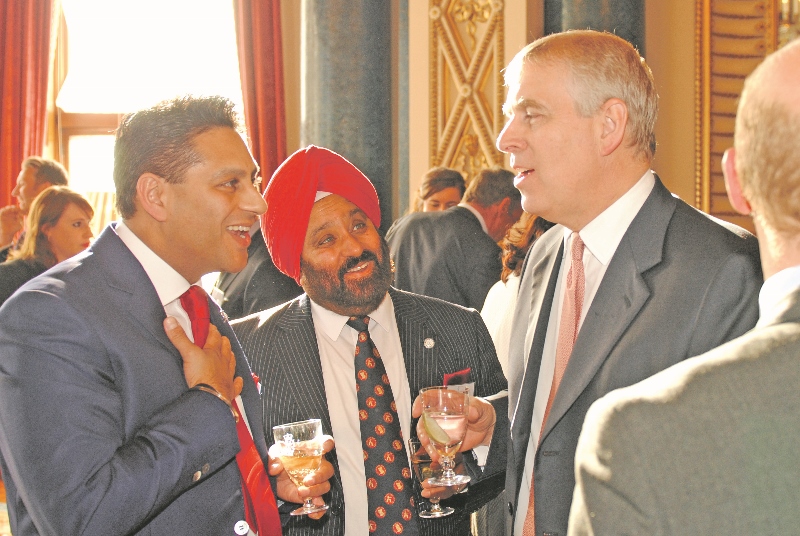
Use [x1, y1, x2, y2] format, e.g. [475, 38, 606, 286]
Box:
[507, 178, 762, 536]
[569, 287, 800, 535]
[214, 229, 302, 320]
[0, 224, 270, 536]
[386, 206, 502, 309]
[232, 288, 509, 536]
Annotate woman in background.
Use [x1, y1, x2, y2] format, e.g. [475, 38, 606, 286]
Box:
[0, 186, 94, 305]
[412, 166, 466, 212]
[481, 213, 554, 374]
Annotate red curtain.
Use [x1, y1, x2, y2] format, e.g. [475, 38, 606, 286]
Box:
[0, 0, 56, 207]
[233, 0, 287, 186]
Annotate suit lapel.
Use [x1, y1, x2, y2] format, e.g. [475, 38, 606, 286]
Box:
[273, 296, 334, 436]
[509, 232, 564, 413]
[390, 288, 440, 395]
[211, 304, 275, 459]
[94, 225, 179, 361]
[539, 178, 677, 440]
[510, 235, 563, 466]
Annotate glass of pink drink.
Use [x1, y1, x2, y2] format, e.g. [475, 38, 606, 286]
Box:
[419, 385, 471, 487]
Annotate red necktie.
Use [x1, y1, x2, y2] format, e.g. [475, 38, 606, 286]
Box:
[522, 233, 585, 536]
[179, 285, 282, 535]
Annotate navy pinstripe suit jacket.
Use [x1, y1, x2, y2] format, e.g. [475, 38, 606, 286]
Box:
[233, 287, 509, 536]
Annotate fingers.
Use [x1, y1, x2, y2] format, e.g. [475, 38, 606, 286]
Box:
[231, 376, 244, 399]
[267, 451, 284, 476]
[164, 317, 193, 353]
[320, 435, 335, 453]
[462, 397, 496, 450]
[411, 395, 422, 418]
[307, 497, 329, 520]
[303, 458, 334, 489]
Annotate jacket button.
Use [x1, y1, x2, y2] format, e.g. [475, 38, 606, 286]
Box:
[202, 463, 211, 473]
[192, 470, 202, 482]
[508, 502, 514, 515]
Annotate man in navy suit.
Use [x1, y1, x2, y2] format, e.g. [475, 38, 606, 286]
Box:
[0, 96, 330, 535]
[233, 145, 508, 536]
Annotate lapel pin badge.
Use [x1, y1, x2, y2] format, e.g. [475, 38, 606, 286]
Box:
[424, 338, 435, 349]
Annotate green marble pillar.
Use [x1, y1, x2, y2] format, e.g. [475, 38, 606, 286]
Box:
[301, 0, 395, 231]
[550, 0, 645, 55]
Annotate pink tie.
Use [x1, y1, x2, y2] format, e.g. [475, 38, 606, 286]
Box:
[522, 233, 585, 536]
[179, 285, 281, 535]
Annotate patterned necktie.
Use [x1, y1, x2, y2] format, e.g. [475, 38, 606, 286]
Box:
[347, 316, 419, 535]
[179, 285, 281, 536]
[522, 233, 586, 536]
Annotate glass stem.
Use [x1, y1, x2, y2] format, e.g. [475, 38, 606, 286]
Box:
[441, 455, 455, 477]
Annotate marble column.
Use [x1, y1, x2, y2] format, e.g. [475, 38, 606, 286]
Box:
[300, 0, 395, 231]
[549, 0, 645, 55]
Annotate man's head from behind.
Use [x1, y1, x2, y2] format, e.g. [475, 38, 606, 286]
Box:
[12, 157, 69, 213]
[464, 167, 523, 241]
[114, 96, 264, 283]
[723, 39, 800, 245]
[263, 146, 393, 316]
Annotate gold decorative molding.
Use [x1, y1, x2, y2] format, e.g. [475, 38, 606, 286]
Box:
[695, 0, 778, 232]
[430, 0, 505, 185]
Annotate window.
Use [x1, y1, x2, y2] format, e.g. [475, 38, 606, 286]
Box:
[56, 0, 244, 234]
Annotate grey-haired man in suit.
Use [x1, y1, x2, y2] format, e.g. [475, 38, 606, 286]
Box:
[232, 145, 508, 536]
[569, 37, 800, 536]
[491, 30, 763, 536]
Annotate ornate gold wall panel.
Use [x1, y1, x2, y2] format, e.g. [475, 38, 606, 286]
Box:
[430, 0, 505, 185]
[695, 0, 778, 232]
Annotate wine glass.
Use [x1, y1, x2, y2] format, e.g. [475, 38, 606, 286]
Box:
[408, 438, 454, 518]
[272, 418, 330, 516]
[419, 385, 471, 487]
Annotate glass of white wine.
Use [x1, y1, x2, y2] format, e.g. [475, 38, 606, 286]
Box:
[272, 418, 330, 516]
[419, 385, 471, 487]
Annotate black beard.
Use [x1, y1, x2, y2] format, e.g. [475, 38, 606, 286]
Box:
[300, 238, 394, 317]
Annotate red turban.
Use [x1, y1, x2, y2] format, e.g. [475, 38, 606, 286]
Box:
[261, 145, 381, 284]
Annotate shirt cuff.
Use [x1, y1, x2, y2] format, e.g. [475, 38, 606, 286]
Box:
[472, 445, 490, 467]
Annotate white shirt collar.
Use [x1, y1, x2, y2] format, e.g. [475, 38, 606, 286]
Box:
[757, 265, 800, 326]
[458, 202, 489, 235]
[309, 292, 394, 342]
[572, 170, 656, 266]
[115, 221, 194, 306]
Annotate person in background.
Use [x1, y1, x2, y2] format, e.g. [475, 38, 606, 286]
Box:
[413, 166, 466, 212]
[492, 30, 761, 536]
[568, 37, 800, 536]
[481, 213, 554, 375]
[233, 145, 508, 536]
[387, 167, 522, 310]
[0, 157, 69, 262]
[0, 186, 94, 305]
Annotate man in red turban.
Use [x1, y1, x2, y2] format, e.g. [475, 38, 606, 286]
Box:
[262, 145, 381, 284]
[233, 145, 509, 536]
